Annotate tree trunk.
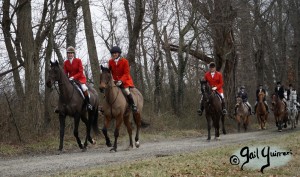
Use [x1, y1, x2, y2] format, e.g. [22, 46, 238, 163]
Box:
[2, 0, 24, 100]
[163, 28, 177, 114]
[210, 0, 237, 115]
[82, 0, 100, 92]
[17, 0, 42, 131]
[63, 0, 77, 47]
[124, 0, 145, 85]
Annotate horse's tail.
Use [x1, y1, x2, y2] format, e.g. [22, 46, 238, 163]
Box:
[92, 108, 100, 135]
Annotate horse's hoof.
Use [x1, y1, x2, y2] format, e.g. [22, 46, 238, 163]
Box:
[214, 137, 220, 141]
[92, 139, 96, 145]
[110, 148, 117, 152]
[135, 141, 140, 148]
[106, 142, 112, 147]
[278, 129, 282, 132]
[82, 148, 87, 152]
[284, 124, 287, 128]
[207, 138, 211, 141]
[263, 127, 266, 130]
[57, 149, 64, 155]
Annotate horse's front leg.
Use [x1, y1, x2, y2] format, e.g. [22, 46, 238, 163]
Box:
[133, 112, 141, 148]
[221, 115, 226, 134]
[206, 116, 211, 141]
[111, 116, 123, 152]
[213, 116, 220, 140]
[102, 116, 112, 147]
[73, 113, 83, 149]
[58, 113, 66, 153]
[123, 114, 133, 149]
[80, 111, 93, 150]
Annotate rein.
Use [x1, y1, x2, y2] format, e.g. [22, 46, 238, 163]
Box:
[52, 67, 76, 105]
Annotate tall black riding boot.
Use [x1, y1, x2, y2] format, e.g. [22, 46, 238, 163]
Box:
[127, 94, 137, 113]
[264, 102, 270, 113]
[197, 105, 204, 116]
[84, 91, 93, 111]
[221, 98, 227, 115]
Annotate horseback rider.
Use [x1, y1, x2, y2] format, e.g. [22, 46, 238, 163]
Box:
[234, 86, 253, 115]
[108, 46, 137, 113]
[197, 62, 228, 116]
[63, 46, 92, 110]
[274, 81, 287, 107]
[287, 84, 293, 101]
[253, 84, 270, 114]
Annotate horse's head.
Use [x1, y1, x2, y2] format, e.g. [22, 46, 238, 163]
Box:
[99, 65, 114, 92]
[236, 96, 242, 105]
[46, 60, 61, 88]
[258, 91, 265, 102]
[200, 80, 212, 101]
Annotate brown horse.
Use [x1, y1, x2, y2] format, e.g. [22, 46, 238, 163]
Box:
[46, 60, 99, 153]
[200, 80, 226, 140]
[256, 91, 268, 130]
[99, 65, 143, 152]
[272, 94, 288, 132]
[235, 97, 250, 132]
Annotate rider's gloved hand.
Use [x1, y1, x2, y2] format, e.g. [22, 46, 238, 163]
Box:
[212, 87, 217, 91]
[69, 77, 74, 81]
[116, 80, 122, 86]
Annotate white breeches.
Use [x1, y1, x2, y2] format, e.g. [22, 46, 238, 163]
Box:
[123, 88, 130, 95]
[81, 84, 88, 92]
[220, 93, 224, 99]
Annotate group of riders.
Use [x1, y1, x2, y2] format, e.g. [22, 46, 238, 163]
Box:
[233, 82, 300, 116]
[61, 46, 138, 113]
[60, 45, 300, 116]
[196, 62, 300, 117]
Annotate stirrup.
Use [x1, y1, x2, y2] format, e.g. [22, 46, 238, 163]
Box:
[222, 109, 227, 115]
[132, 105, 137, 113]
[87, 104, 93, 110]
[197, 109, 203, 116]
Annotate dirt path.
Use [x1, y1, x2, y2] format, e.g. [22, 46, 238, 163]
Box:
[0, 127, 298, 177]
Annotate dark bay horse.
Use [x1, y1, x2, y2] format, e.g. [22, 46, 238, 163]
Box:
[256, 91, 268, 130]
[235, 97, 250, 132]
[46, 60, 99, 153]
[99, 66, 143, 152]
[200, 80, 226, 140]
[272, 94, 288, 132]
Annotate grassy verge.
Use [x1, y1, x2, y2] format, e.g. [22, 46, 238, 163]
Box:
[56, 131, 300, 177]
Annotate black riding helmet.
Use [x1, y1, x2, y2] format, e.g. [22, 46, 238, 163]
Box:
[110, 46, 122, 54]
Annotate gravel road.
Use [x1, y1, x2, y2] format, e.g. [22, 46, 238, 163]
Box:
[0, 127, 298, 177]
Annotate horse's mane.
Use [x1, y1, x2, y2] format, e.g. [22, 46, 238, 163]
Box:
[101, 65, 111, 73]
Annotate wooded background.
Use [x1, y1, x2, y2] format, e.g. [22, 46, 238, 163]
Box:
[0, 0, 299, 142]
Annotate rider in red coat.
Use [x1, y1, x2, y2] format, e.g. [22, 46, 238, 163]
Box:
[63, 46, 92, 110]
[197, 62, 227, 116]
[108, 46, 137, 112]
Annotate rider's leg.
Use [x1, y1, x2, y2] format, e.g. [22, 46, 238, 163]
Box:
[82, 84, 92, 110]
[246, 101, 253, 115]
[197, 95, 204, 116]
[124, 88, 137, 113]
[253, 101, 257, 114]
[264, 100, 269, 113]
[220, 93, 227, 115]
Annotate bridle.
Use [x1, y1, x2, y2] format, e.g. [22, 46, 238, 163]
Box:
[49, 65, 75, 104]
[100, 72, 120, 106]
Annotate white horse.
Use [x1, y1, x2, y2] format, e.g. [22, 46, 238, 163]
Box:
[288, 90, 299, 129]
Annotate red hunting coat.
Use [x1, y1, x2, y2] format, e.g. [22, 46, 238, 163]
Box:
[108, 58, 134, 88]
[204, 71, 224, 94]
[63, 58, 87, 84]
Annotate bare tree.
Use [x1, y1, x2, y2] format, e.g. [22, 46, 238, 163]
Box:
[81, 0, 100, 91]
[124, 0, 145, 87]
